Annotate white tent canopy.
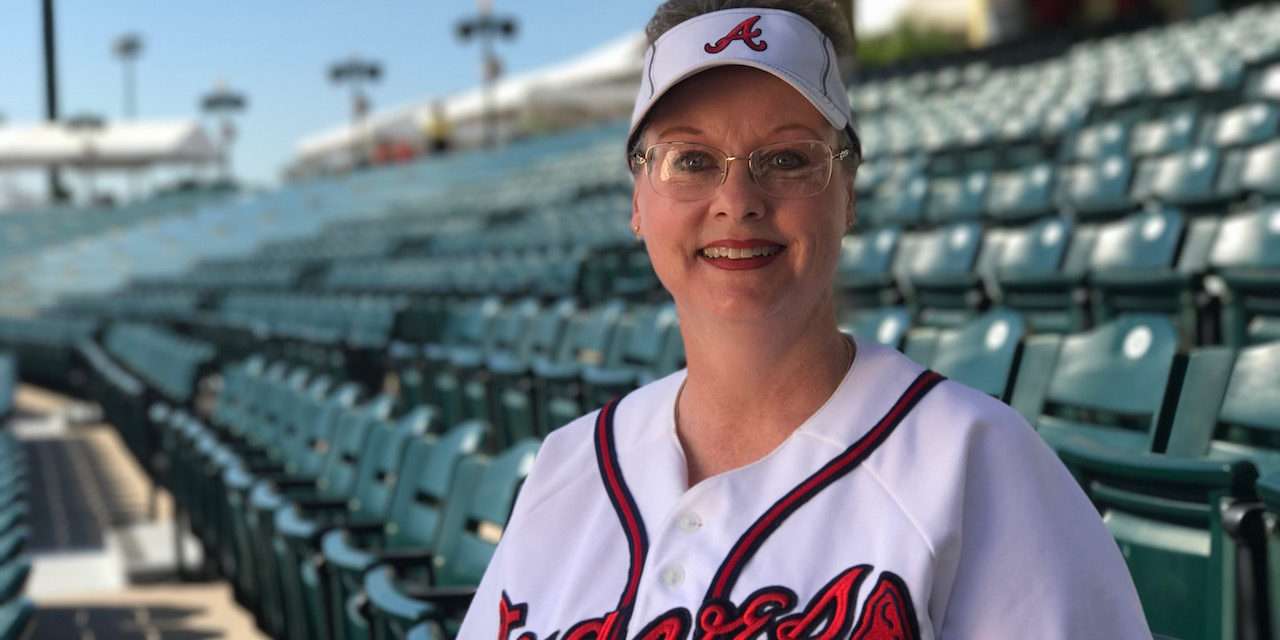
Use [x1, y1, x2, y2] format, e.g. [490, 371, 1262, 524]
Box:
[0, 120, 218, 169]
[292, 31, 648, 171]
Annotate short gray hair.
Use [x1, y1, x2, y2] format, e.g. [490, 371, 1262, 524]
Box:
[632, 0, 861, 167]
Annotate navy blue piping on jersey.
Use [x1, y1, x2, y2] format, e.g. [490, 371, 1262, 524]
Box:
[703, 369, 947, 605]
[594, 394, 648, 636]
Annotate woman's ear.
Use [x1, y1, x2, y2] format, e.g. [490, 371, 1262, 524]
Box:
[631, 188, 643, 239]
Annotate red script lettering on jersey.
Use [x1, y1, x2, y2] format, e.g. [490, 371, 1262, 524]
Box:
[496, 565, 920, 640]
[704, 16, 768, 54]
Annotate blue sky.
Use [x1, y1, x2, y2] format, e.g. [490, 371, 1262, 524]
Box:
[0, 1, 659, 189]
[1, 2, 902, 196]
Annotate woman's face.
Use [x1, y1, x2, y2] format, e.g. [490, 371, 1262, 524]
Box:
[632, 66, 855, 329]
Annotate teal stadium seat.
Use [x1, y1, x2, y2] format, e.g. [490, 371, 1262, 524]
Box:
[1057, 341, 1280, 640]
[1207, 206, 1280, 346]
[1059, 155, 1137, 219]
[837, 228, 902, 309]
[901, 222, 988, 328]
[989, 216, 1085, 333]
[1009, 314, 1185, 454]
[923, 171, 989, 224]
[363, 440, 539, 639]
[985, 163, 1055, 224]
[902, 308, 1026, 400]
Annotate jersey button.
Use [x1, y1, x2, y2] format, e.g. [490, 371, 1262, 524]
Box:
[661, 565, 685, 588]
[677, 512, 703, 533]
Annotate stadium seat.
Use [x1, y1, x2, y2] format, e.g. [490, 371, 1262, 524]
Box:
[363, 440, 540, 639]
[1064, 120, 1131, 161]
[902, 308, 1026, 400]
[1209, 102, 1280, 149]
[581, 303, 683, 409]
[985, 163, 1055, 224]
[1056, 340, 1280, 640]
[518, 301, 626, 435]
[1218, 139, 1280, 201]
[989, 216, 1086, 333]
[837, 228, 902, 309]
[1208, 206, 1280, 346]
[901, 222, 988, 328]
[1132, 147, 1223, 207]
[1131, 110, 1200, 158]
[0, 597, 33, 640]
[923, 171, 989, 224]
[1058, 155, 1137, 219]
[840, 306, 912, 349]
[1009, 314, 1185, 453]
[272, 406, 438, 640]
[861, 175, 928, 228]
[323, 422, 486, 640]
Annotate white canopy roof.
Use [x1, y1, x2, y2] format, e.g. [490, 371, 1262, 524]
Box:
[292, 31, 648, 169]
[0, 120, 218, 168]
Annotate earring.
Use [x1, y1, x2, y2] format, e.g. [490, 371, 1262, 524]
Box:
[632, 224, 642, 238]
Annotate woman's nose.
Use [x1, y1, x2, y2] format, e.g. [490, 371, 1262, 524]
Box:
[710, 158, 767, 221]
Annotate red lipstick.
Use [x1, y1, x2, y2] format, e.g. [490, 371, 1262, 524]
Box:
[698, 239, 785, 271]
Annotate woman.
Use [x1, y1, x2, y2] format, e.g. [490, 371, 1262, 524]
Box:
[460, 2, 1151, 638]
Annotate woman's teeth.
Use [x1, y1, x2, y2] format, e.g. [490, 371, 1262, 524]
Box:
[700, 246, 782, 259]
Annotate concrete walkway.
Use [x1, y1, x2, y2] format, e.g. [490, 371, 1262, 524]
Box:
[11, 385, 266, 640]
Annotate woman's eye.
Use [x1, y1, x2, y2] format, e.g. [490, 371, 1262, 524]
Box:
[672, 152, 715, 172]
[765, 151, 810, 171]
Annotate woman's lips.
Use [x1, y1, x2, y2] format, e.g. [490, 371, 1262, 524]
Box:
[697, 240, 786, 270]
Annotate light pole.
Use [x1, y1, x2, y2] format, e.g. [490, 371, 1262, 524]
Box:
[328, 55, 382, 171]
[200, 82, 247, 184]
[66, 113, 105, 205]
[42, 0, 70, 203]
[456, 1, 518, 148]
[113, 33, 142, 201]
[112, 33, 142, 119]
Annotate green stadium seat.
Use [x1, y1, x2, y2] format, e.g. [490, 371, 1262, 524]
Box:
[1089, 207, 1212, 345]
[0, 597, 33, 640]
[1209, 102, 1280, 149]
[862, 175, 928, 228]
[1208, 206, 1280, 346]
[1132, 147, 1223, 207]
[985, 164, 1055, 224]
[924, 171, 989, 224]
[323, 422, 486, 640]
[273, 406, 438, 640]
[363, 440, 539, 640]
[901, 222, 988, 328]
[1056, 341, 1280, 640]
[1131, 110, 1200, 158]
[903, 308, 1027, 400]
[1059, 155, 1137, 219]
[839, 306, 911, 349]
[1219, 139, 1280, 201]
[1010, 314, 1185, 453]
[990, 216, 1087, 333]
[1064, 120, 1131, 161]
[581, 303, 683, 409]
[837, 228, 902, 309]
[523, 301, 626, 435]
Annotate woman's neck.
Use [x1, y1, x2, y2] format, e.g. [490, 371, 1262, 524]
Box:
[674, 301, 852, 486]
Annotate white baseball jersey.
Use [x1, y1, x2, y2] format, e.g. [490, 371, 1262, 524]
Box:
[459, 338, 1152, 639]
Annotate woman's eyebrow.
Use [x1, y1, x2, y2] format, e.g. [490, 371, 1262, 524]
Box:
[657, 125, 703, 139]
[772, 123, 824, 137]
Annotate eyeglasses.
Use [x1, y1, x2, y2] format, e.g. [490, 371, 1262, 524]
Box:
[630, 140, 856, 201]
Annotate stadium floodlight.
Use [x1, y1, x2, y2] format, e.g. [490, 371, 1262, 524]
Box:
[65, 113, 106, 203]
[328, 55, 383, 171]
[200, 82, 248, 183]
[456, 1, 519, 148]
[112, 33, 143, 120]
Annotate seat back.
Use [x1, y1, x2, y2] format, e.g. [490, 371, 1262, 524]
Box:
[434, 439, 540, 586]
[1015, 314, 1185, 452]
[317, 395, 395, 499]
[1059, 155, 1136, 218]
[385, 420, 488, 550]
[928, 308, 1027, 400]
[1209, 207, 1280, 346]
[349, 406, 438, 522]
[924, 171, 989, 223]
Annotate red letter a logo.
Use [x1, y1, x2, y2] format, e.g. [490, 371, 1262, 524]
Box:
[704, 16, 768, 54]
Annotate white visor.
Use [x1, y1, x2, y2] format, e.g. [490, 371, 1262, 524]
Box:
[628, 8, 858, 152]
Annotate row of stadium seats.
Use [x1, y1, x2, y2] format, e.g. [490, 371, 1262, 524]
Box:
[0, 354, 34, 640]
[87, 298, 1280, 639]
[840, 204, 1280, 346]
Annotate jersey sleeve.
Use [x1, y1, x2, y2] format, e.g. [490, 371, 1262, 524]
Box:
[931, 396, 1153, 639]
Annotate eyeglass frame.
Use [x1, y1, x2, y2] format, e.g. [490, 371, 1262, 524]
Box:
[628, 139, 860, 200]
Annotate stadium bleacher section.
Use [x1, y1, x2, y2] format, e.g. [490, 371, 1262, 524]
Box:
[1, 5, 1280, 639]
[0, 353, 34, 640]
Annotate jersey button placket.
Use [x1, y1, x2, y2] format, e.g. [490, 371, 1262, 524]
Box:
[661, 564, 686, 588]
[677, 511, 703, 533]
